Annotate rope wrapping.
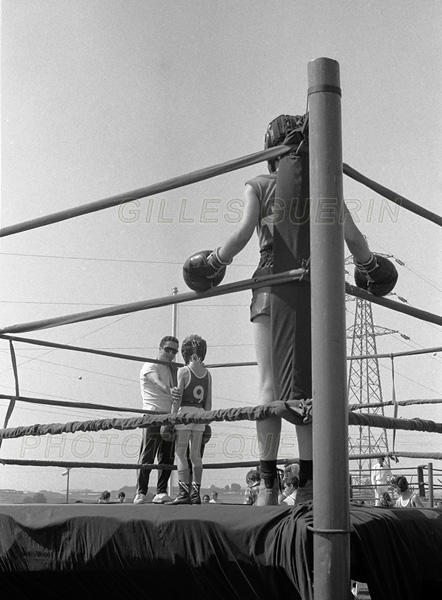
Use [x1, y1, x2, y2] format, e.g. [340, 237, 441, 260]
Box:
[348, 411, 442, 433]
[2, 400, 442, 440]
[349, 399, 442, 410]
[0, 404, 271, 440]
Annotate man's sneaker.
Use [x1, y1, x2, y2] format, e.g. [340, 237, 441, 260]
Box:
[152, 492, 172, 504]
[133, 492, 148, 504]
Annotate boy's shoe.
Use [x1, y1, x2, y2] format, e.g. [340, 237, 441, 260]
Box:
[256, 480, 280, 506]
[190, 482, 201, 505]
[133, 492, 148, 504]
[166, 481, 191, 505]
[152, 493, 172, 504]
[295, 479, 313, 505]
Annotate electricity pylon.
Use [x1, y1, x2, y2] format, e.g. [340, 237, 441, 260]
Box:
[347, 297, 391, 469]
[345, 252, 405, 495]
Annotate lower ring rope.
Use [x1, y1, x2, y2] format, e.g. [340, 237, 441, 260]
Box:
[1, 401, 442, 440]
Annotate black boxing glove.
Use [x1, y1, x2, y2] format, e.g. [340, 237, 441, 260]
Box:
[354, 253, 398, 297]
[183, 248, 231, 292]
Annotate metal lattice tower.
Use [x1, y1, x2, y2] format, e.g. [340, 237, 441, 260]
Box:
[347, 297, 391, 487]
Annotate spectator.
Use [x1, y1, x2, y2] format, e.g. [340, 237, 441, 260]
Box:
[379, 491, 394, 507]
[98, 490, 111, 503]
[209, 491, 221, 504]
[371, 456, 391, 506]
[243, 470, 261, 505]
[394, 476, 424, 508]
[117, 491, 126, 503]
[134, 335, 179, 504]
[281, 472, 299, 506]
[202, 494, 210, 503]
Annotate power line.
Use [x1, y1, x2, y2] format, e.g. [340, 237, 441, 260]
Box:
[0, 251, 255, 268]
[0, 252, 181, 265]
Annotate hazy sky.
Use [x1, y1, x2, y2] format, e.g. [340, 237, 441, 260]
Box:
[1, 0, 441, 495]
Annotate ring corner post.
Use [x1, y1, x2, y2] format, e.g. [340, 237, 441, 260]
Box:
[307, 57, 351, 599]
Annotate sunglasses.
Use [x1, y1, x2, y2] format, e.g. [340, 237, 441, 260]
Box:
[162, 346, 178, 355]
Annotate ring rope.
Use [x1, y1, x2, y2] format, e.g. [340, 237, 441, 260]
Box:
[2, 333, 439, 367]
[0, 269, 305, 335]
[345, 283, 442, 326]
[3, 451, 442, 472]
[0, 404, 276, 440]
[0, 394, 151, 415]
[0, 145, 292, 239]
[0, 148, 439, 238]
[343, 163, 442, 228]
[1, 404, 442, 441]
[0, 274, 440, 338]
[1, 341, 19, 436]
[0, 334, 184, 366]
[391, 354, 399, 452]
[1, 393, 440, 417]
[349, 398, 442, 411]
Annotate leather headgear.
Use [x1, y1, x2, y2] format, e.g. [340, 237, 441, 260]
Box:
[264, 114, 306, 172]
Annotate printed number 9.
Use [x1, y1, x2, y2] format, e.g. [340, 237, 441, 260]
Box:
[193, 385, 204, 402]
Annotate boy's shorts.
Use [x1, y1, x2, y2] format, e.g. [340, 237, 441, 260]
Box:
[250, 265, 272, 322]
[250, 251, 273, 322]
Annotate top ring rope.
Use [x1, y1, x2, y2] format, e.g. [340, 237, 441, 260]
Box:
[0, 145, 293, 238]
[343, 163, 442, 227]
[1, 401, 442, 441]
[1, 147, 440, 238]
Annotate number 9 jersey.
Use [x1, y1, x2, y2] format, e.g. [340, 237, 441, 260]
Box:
[175, 365, 212, 432]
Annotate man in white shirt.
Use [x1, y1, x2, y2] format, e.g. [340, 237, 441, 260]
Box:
[134, 336, 179, 504]
[371, 456, 391, 506]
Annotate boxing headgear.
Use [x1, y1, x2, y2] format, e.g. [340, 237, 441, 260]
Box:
[181, 334, 207, 364]
[264, 114, 305, 173]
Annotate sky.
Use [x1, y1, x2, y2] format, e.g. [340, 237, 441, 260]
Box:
[1, 0, 441, 496]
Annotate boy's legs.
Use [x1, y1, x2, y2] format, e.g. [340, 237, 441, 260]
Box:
[174, 430, 191, 483]
[271, 152, 313, 503]
[189, 430, 204, 484]
[253, 314, 281, 461]
[253, 314, 281, 506]
[166, 430, 191, 504]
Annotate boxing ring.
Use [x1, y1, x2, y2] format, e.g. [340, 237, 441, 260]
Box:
[1, 57, 442, 599]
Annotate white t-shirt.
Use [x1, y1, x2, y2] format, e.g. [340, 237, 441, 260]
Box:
[371, 463, 391, 486]
[140, 362, 174, 413]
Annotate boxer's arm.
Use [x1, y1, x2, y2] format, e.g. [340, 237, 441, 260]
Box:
[217, 184, 260, 263]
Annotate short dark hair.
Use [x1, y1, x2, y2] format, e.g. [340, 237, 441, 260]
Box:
[285, 474, 299, 489]
[160, 336, 179, 348]
[246, 469, 261, 483]
[380, 492, 391, 506]
[396, 476, 409, 492]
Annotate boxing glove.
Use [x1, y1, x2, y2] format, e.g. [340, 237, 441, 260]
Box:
[183, 248, 231, 292]
[354, 253, 398, 297]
